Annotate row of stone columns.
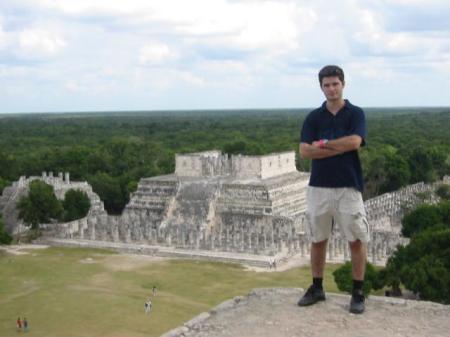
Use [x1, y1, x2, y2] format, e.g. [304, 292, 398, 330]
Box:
[65, 213, 393, 264]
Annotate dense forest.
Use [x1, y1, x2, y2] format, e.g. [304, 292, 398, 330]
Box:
[1, 107, 449, 214]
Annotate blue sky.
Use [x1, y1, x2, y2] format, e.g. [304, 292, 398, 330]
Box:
[1, 0, 449, 113]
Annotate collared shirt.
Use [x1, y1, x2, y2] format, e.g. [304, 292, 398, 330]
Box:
[300, 99, 366, 192]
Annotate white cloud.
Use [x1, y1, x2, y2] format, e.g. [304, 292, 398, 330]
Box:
[1, 0, 450, 111]
[18, 28, 65, 57]
[139, 43, 176, 65]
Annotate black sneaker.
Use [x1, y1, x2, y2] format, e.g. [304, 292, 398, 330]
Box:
[298, 285, 326, 306]
[349, 289, 365, 314]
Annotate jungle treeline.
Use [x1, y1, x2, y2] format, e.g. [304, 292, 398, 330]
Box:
[0, 107, 449, 214]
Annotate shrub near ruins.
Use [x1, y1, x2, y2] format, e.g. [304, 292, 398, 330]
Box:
[17, 180, 63, 229]
[0, 215, 12, 244]
[333, 262, 383, 296]
[63, 189, 91, 222]
[381, 201, 450, 304]
[401, 200, 450, 238]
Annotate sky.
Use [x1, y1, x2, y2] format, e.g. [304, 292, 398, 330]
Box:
[1, 0, 449, 113]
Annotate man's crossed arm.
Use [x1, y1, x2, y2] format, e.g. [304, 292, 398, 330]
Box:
[300, 135, 363, 160]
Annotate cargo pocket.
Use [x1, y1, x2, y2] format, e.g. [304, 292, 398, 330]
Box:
[350, 212, 370, 243]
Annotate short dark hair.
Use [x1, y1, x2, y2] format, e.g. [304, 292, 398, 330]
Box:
[318, 65, 344, 85]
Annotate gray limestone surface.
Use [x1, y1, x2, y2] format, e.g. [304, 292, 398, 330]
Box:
[162, 288, 450, 337]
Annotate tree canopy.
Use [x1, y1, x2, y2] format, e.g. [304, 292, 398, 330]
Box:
[17, 180, 63, 229]
[401, 201, 450, 237]
[1, 108, 449, 213]
[381, 201, 450, 304]
[332, 261, 383, 296]
[0, 215, 12, 244]
[62, 189, 91, 222]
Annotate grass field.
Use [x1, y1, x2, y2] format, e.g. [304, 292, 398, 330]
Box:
[0, 246, 344, 337]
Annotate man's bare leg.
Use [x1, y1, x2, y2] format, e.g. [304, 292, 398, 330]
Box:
[349, 239, 366, 280]
[298, 239, 328, 306]
[311, 239, 328, 278]
[348, 239, 367, 314]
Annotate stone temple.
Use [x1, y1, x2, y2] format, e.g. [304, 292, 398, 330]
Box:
[1, 150, 446, 266]
[124, 150, 309, 255]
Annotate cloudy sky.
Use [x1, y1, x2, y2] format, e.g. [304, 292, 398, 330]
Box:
[1, 0, 449, 113]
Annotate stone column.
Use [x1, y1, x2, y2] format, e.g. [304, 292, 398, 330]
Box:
[255, 232, 260, 253]
[300, 237, 305, 257]
[78, 217, 87, 239]
[334, 237, 339, 257]
[181, 229, 186, 247]
[371, 241, 377, 264]
[125, 227, 131, 243]
[88, 217, 96, 240]
[112, 224, 119, 242]
[271, 228, 275, 250]
[196, 231, 200, 250]
[328, 239, 333, 260]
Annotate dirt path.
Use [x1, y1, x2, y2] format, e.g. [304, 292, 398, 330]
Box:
[163, 288, 450, 337]
[0, 244, 49, 255]
[243, 252, 310, 272]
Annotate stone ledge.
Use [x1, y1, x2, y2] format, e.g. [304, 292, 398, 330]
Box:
[161, 288, 450, 337]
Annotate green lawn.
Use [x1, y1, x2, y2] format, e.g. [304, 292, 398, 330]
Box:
[0, 247, 342, 337]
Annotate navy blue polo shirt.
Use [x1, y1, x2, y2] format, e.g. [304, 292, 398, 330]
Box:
[300, 100, 366, 192]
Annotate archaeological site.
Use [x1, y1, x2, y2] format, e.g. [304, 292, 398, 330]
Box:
[0, 150, 446, 267]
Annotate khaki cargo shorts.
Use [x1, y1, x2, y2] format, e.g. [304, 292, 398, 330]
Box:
[305, 186, 370, 243]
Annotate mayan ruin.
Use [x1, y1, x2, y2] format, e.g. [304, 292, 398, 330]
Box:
[0, 150, 446, 267]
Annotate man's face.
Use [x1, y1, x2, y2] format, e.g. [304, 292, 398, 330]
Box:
[320, 76, 345, 101]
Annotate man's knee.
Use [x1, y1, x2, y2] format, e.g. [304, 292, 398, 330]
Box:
[312, 239, 328, 249]
[349, 239, 363, 250]
[311, 239, 328, 247]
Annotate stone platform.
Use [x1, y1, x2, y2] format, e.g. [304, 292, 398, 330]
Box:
[162, 288, 450, 337]
[38, 238, 297, 268]
[38, 238, 388, 267]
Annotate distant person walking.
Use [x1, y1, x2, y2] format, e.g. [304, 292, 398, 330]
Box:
[152, 285, 157, 297]
[298, 65, 369, 314]
[23, 318, 29, 332]
[144, 299, 152, 315]
[16, 317, 22, 332]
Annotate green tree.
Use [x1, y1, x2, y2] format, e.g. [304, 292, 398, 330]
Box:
[0, 151, 17, 180]
[88, 172, 126, 214]
[429, 146, 449, 178]
[407, 147, 437, 183]
[0, 215, 13, 244]
[332, 261, 382, 296]
[436, 184, 450, 200]
[0, 177, 9, 195]
[62, 189, 91, 222]
[223, 140, 248, 154]
[17, 180, 63, 229]
[380, 201, 450, 304]
[363, 146, 410, 198]
[396, 228, 450, 303]
[401, 204, 443, 237]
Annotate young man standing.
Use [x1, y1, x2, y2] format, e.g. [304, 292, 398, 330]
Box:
[298, 65, 369, 314]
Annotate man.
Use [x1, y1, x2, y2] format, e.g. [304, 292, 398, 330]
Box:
[145, 299, 152, 315]
[298, 65, 369, 314]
